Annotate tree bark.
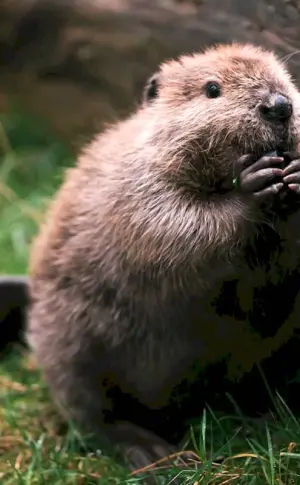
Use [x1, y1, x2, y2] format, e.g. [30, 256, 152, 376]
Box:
[0, 0, 300, 152]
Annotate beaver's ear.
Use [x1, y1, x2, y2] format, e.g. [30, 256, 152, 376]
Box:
[142, 72, 160, 104]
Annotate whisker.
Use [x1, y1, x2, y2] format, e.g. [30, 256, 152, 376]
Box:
[281, 49, 300, 64]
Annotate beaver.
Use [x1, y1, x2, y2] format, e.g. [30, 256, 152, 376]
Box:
[25, 43, 300, 470]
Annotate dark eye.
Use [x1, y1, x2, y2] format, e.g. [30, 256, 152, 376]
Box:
[205, 82, 221, 99]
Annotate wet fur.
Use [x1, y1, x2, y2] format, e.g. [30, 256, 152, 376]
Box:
[26, 43, 300, 466]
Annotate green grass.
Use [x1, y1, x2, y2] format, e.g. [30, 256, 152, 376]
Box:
[0, 109, 72, 274]
[1, 109, 300, 484]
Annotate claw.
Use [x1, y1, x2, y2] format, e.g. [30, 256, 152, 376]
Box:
[288, 184, 300, 194]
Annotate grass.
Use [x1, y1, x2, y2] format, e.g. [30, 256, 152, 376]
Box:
[1, 108, 300, 484]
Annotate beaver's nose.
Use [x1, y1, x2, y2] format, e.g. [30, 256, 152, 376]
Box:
[259, 93, 293, 123]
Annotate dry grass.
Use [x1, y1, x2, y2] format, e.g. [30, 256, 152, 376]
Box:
[2, 349, 300, 485]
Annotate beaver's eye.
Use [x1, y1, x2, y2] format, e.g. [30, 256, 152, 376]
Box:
[205, 82, 221, 99]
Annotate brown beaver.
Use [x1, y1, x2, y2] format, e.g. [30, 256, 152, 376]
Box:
[26, 43, 300, 470]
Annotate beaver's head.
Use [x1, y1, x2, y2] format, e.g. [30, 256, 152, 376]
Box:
[142, 43, 300, 191]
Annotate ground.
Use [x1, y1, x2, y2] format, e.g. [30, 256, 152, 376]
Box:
[1, 109, 300, 484]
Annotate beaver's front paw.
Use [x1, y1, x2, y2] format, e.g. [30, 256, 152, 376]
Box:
[282, 152, 300, 194]
[234, 153, 284, 202]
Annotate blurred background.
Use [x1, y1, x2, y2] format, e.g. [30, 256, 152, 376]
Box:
[1, 0, 300, 276]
